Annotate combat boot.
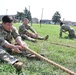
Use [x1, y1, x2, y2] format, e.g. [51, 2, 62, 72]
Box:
[37, 35, 49, 40]
[44, 35, 49, 40]
[13, 61, 23, 71]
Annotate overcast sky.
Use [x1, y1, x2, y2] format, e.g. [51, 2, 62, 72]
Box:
[0, 0, 76, 21]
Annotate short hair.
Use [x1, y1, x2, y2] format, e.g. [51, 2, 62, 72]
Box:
[23, 18, 29, 22]
[60, 21, 63, 26]
[2, 15, 13, 23]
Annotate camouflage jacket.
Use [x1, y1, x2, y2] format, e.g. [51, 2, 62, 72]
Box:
[0, 25, 20, 46]
[60, 24, 75, 32]
[19, 23, 36, 34]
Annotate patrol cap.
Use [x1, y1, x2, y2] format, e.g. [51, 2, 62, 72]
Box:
[2, 15, 13, 23]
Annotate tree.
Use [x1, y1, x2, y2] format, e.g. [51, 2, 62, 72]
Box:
[52, 11, 61, 24]
[15, 7, 32, 22]
[24, 7, 32, 21]
[15, 12, 24, 20]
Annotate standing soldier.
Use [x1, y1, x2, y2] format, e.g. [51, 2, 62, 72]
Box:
[59, 22, 76, 38]
[0, 15, 39, 71]
[19, 18, 49, 42]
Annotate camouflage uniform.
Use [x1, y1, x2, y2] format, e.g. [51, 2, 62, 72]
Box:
[19, 23, 37, 40]
[0, 25, 20, 65]
[19, 23, 49, 41]
[60, 24, 76, 38]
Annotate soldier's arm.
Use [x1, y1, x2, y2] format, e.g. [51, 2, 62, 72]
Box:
[60, 27, 63, 37]
[0, 37, 21, 53]
[0, 37, 12, 47]
[29, 26, 37, 34]
[12, 26, 28, 48]
[20, 25, 29, 33]
[19, 26, 32, 36]
[0, 27, 15, 48]
[15, 36, 28, 48]
[20, 25, 37, 36]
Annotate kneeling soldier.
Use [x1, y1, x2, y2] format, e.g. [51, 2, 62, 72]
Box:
[59, 22, 76, 38]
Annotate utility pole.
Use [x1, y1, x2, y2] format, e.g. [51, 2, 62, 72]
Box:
[6, 9, 8, 15]
[29, 6, 32, 26]
[40, 8, 44, 27]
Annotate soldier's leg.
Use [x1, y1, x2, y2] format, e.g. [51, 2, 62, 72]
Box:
[60, 27, 63, 37]
[69, 32, 75, 38]
[21, 49, 44, 60]
[37, 35, 49, 40]
[69, 34, 75, 38]
[25, 32, 48, 40]
[21, 34, 37, 42]
[68, 29, 76, 38]
[0, 46, 23, 71]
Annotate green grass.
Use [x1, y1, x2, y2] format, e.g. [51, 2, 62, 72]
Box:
[0, 23, 76, 75]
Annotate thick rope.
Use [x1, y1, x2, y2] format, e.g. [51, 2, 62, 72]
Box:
[50, 42, 76, 48]
[24, 47, 76, 75]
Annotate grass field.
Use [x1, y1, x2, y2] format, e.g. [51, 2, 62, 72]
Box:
[0, 23, 76, 75]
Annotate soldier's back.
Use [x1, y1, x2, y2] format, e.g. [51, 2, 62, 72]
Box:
[61, 24, 70, 31]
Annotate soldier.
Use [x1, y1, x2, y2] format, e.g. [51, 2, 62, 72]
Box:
[0, 15, 39, 71]
[59, 22, 76, 38]
[19, 18, 49, 42]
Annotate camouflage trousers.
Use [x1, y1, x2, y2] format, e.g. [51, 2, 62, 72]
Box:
[0, 46, 18, 65]
[68, 31, 76, 38]
[20, 34, 37, 42]
[68, 33, 76, 38]
[20, 34, 31, 40]
[21, 34, 44, 40]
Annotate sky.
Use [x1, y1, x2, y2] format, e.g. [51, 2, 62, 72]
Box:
[0, 0, 76, 22]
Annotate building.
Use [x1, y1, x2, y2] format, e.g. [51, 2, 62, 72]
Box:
[62, 20, 76, 26]
[40, 19, 53, 24]
[0, 15, 16, 21]
[32, 18, 39, 23]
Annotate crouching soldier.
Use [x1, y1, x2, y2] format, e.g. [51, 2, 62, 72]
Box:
[0, 15, 39, 71]
[19, 18, 49, 42]
[59, 22, 76, 38]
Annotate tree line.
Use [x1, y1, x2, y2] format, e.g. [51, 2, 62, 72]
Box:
[15, 7, 61, 24]
[15, 7, 32, 22]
